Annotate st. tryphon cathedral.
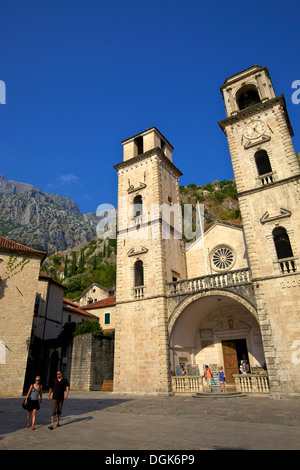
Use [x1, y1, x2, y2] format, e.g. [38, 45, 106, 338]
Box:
[113, 65, 300, 398]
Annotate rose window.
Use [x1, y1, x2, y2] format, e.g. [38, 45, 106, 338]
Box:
[211, 246, 235, 271]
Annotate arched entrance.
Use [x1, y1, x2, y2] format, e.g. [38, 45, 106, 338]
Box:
[168, 290, 266, 384]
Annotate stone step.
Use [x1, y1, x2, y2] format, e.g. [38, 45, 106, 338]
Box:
[193, 391, 247, 399]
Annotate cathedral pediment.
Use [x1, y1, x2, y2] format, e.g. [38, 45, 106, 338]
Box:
[127, 246, 148, 257]
[127, 182, 147, 193]
[243, 134, 271, 149]
[260, 208, 291, 224]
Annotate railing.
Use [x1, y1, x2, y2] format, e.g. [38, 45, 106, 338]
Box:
[172, 374, 270, 394]
[277, 257, 297, 274]
[258, 171, 274, 186]
[167, 268, 251, 296]
[172, 376, 203, 394]
[233, 374, 270, 394]
[133, 286, 145, 299]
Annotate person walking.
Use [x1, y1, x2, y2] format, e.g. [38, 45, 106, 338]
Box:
[48, 370, 70, 430]
[25, 376, 43, 430]
[219, 366, 226, 393]
[204, 365, 213, 393]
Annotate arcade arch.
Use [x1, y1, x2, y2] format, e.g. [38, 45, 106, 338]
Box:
[168, 291, 266, 383]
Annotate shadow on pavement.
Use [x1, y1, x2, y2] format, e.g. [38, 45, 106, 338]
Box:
[0, 395, 132, 437]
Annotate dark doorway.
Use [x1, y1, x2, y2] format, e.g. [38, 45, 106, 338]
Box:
[222, 338, 249, 383]
[235, 338, 249, 369]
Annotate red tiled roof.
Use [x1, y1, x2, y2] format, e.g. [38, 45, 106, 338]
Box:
[82, 295, 116, 310]
[0, 235, 46, 260]
[63, 297, 98, 318]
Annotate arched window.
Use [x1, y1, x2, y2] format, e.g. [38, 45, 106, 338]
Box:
[273, 227, 293, 259]
[134, 260, 144, 287]
[236, 86, 260, 111]
[133, 195, 143, 217]
[255, 150, 272, 176]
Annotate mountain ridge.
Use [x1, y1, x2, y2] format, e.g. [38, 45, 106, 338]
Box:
[0, 174, 98, 254]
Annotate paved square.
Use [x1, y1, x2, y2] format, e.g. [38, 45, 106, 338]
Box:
[1, 392, 300, 450]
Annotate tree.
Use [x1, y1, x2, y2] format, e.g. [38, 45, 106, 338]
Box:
[70, 252, 77, 276]
[64, 254, 68, 277]
[78, 249, 85, 273]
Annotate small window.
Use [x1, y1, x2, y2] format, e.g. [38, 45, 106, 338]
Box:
[134, 260, 144, 287]
[105, 313, 110, 325]
[135, 136, 144, 155]
[255, 150, 272, 176]
[273, 227, 293, 259]
[133, 195, 143, 217]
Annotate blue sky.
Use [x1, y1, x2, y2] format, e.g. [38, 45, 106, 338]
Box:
[0, 0, 299, 213]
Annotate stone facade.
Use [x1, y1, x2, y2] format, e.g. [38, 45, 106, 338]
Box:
[186, 220, 248, 278]
[74, 283, 114, 306]
[70, 333, 114, 391]
[114, 67, 300, 397]
[0, 238, 46, 397]
[34, 273, 65, 340]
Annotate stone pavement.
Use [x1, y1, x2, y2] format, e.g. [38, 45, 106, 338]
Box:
[0, 391, 300, 451]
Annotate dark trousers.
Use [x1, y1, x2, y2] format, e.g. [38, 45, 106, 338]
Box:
[51, 399, 64, 417]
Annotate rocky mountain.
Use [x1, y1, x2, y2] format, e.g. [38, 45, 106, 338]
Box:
[0, 174, 98, 254]
[179, 179, 241, 236]
[0, 174, 241, 256]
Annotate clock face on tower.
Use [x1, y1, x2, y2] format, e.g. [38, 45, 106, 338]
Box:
[243, 120, 266, 140]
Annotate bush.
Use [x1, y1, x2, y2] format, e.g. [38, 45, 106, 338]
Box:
[202, 183, 214, 192]
[73, 320, 103, 337]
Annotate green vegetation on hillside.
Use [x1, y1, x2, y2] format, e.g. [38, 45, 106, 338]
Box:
[41, 237, 116, 299]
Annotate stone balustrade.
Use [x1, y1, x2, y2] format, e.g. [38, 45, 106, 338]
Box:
[258, 171, 274, 186]
[133, 286, 145, 299]
[172, 376, 203, 394]
[171, 374, 270, 395]
[233, 373, 270, 394]
[277, 257, 297, 274]
[167, 268, 251, 296]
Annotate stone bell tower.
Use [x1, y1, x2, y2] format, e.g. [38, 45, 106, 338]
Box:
[219, 66, 300, 396]
[113, 127, 186, 394]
